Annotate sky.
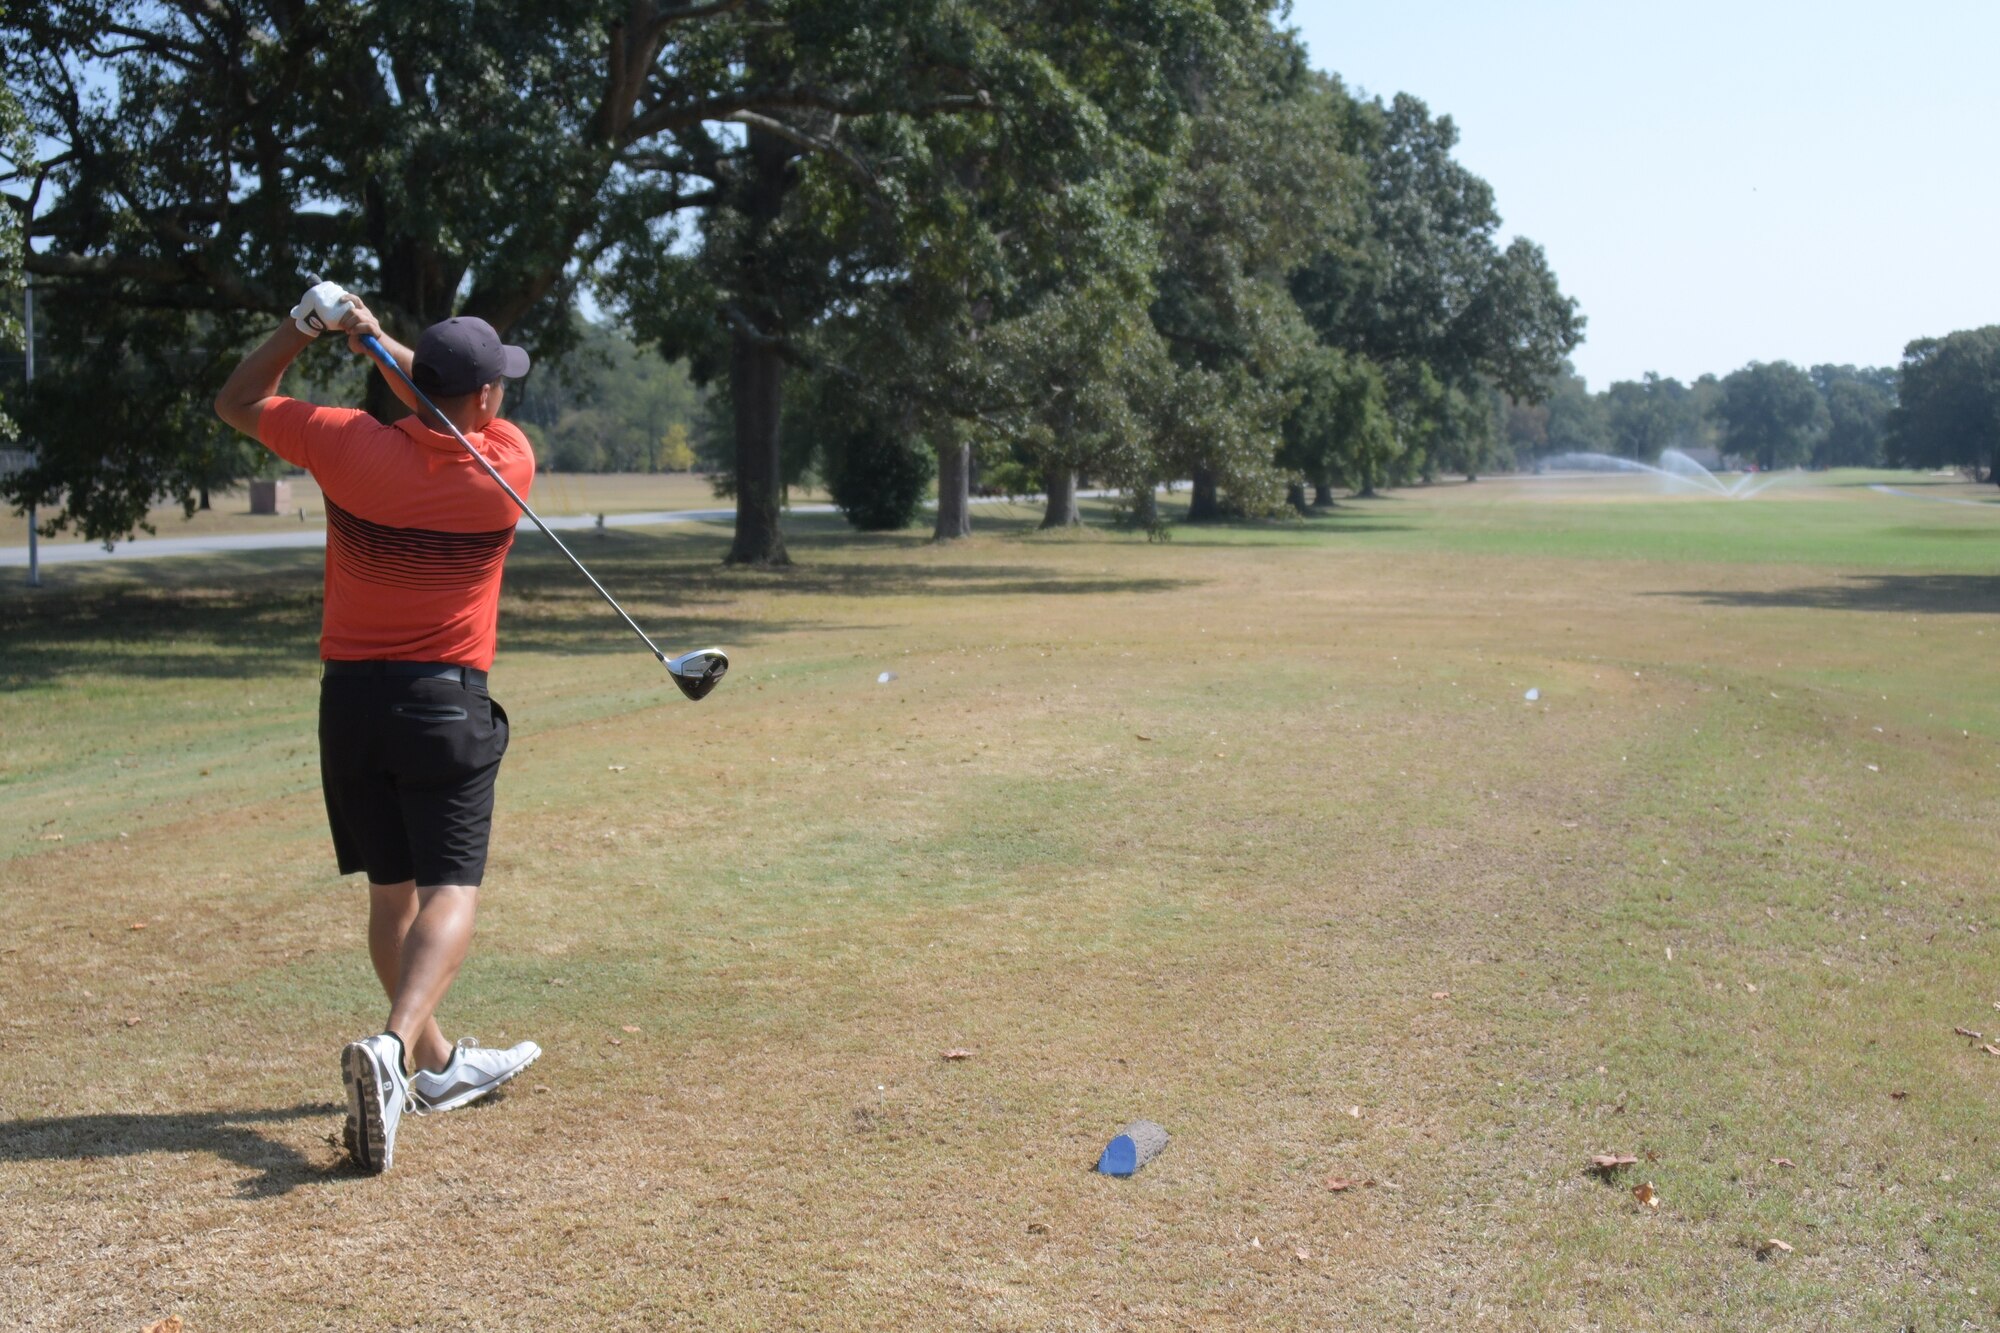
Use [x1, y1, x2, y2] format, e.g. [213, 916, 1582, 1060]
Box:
[1285, 1, 2000, 390]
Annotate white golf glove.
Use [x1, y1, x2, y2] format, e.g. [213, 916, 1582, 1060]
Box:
[290, 280, 353, 337]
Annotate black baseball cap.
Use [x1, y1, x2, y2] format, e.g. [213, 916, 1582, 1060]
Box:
[411, 316, 531, 397]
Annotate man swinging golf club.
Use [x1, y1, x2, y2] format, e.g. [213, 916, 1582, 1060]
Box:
[215, 282, 543, 1173]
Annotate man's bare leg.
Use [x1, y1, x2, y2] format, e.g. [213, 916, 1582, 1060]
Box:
[367, 880, 476, 1072]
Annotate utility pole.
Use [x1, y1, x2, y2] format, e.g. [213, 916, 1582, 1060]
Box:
[23, 275, 37, 589]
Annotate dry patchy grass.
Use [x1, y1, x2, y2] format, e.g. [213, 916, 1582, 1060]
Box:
[2, 478, 1997, 1330]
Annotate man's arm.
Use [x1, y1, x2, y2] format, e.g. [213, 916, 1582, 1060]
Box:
[213, 292, 420, 440]
[213, 321, 316, 440]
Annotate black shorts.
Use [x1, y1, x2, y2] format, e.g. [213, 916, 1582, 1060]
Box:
[318, 671, 510, 887]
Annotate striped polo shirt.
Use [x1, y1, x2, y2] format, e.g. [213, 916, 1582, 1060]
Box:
[259, 399, 534, 671]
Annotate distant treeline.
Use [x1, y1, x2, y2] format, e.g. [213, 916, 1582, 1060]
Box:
[1507, 361, 1897, 470]
[1509, 330, 2000, 480]
[505, 321, 711, 476]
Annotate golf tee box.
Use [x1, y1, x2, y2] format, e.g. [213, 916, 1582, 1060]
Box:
[1096, 1120, 1169, 1177]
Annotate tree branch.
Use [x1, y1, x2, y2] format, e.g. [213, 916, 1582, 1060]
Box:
[655, 0, 748, 24]
[724, 110, 873, 182]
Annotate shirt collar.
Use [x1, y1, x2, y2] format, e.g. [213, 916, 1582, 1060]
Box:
[395, 413, 482, 453]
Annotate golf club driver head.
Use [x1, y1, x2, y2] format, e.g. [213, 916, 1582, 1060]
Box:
[665, 647, 729, 701]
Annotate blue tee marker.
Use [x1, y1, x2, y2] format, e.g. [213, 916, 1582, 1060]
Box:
[1095, 1120, 1169, 1176]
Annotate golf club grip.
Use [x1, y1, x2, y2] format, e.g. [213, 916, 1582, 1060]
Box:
[358, 334, 669, 664]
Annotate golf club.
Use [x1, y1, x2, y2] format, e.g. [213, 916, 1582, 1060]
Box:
[347, 321, 727, 701]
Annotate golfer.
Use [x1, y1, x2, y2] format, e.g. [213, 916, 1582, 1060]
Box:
[214, 285, 542, 1174]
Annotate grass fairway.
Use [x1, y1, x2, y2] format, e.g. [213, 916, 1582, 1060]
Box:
[3, 471, 1997, 1329]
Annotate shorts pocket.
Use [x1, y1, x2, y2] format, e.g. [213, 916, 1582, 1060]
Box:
[390, 703, 470, 723]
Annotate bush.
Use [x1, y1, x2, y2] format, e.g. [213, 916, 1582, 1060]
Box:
[826, 428, 934, 530]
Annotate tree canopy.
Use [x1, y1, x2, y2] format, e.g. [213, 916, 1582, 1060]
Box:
[5, 1, 1594, 552]
[1887, 327, 2000, 481]
[1712, 361, 1827, 470]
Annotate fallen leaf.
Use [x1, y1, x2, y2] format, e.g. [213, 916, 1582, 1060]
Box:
[124, 1016, 142, 1027]
[1632, 1181, 1660, 1209]
[1666, 946, 1673, 961]
[129, 922, 148, 931]
[1771, 1157, 1796, 1168]
[621, 1025, 640, 1033]
[1135, 734, 1154, 742]
[1644, 1149, 1661, 1162]
[607, 764, 628, 772]
[941, 1048, 974, 1061]
[1953, 1027, 1982, 1040]
[1743, 982, 1758, 993]
[532, 1085, 551, 1094]
[1590, 1154, 1639, 1172]
[1890, 1090, 1909, 1100]
[607, 1037, 622, 1046]
[1347, 1105, 1361, 1118]
[1026, 1222, 1049, 1236]
[39, 833, 63, 842]
[1430, 990, 1451, 1000]
[1756, 1238, 1794, 1258]
[1983, 1045, 2000, 1058]
[1294, 1246, 1311, 1262]
[140, 1318, 183, 1333]
[1325, 1176, 1357, 1192]
[1249, 1236, 1262, 1250]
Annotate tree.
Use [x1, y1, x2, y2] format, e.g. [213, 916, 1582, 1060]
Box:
[1290, 88, 1581, 490]
[1712, 361, 1827, 469]
[1604, 373, 1696, 462]
[0, 82, 27, 446]
[1279, 345, 1394, 500]
[1887, 327, 2000, 481]
[1538, 363, 1610, 456]
[6, 2, 991, 557]
[1147, 42, 1353, 522]
[658, 422, 696, 472]
[771, 0, 1206, 541]
[1812, 367, 1893, 468]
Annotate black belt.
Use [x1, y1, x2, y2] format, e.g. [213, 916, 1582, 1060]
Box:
[322, 660, 488, 691]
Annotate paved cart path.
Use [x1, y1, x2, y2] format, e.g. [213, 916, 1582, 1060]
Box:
[0, 491, 1126, 569]
[0, 505, 815, 568]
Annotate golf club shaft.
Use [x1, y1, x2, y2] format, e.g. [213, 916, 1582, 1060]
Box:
[360, 333, 671, 664]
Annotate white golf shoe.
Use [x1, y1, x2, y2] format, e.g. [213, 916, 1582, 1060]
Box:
[342, 1033, 410, 1174]
[409, 1037, 542, 1115]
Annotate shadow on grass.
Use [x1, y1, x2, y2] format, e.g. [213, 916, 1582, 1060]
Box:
[0, 520, 1197, 687]
[0, 1102, 346, 1198]
[1654, 574, 2000, 615]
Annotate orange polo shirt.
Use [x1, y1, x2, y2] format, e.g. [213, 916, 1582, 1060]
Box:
[259, 400, 534, 671]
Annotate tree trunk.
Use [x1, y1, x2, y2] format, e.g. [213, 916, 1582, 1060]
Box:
[198, 482, 210, 511]
[1186, 465, 1221, 521]
[1285, 481, 1308, 513]
[934, 438, 972, 541]
[1312, 482, 1335, 507]
[1040, 466, 1080, 528]
[724, 124, 792, 567]
[726, 327, 788, 566]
